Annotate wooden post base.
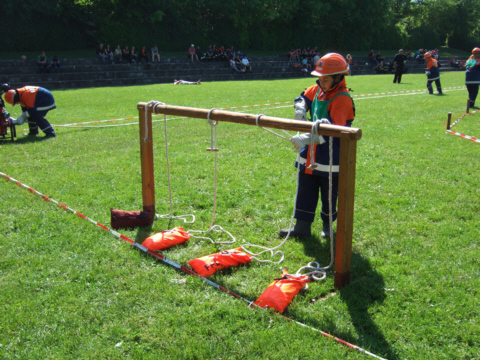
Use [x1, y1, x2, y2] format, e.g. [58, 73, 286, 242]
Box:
[334, 271, 351, 289]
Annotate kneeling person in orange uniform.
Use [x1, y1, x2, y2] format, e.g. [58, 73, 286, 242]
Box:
[5, 86, 56, 138]
[280, 53, 355, 238]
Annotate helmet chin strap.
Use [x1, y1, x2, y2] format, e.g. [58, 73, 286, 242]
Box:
[316, 75, 344, 94]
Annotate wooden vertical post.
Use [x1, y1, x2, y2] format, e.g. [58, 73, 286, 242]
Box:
[466, 99, 470, 114]
[447, 112, 452, 130]
[138, 104, 155, 214]
[334, 132, 357, 289]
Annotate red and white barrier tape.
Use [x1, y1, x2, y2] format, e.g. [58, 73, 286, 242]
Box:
[1, 171, 386, 360]
[446, 130, 480, 144]
[449, 109, 480, 128]
[446, 109, 480, 144]
[17, 85, 466, 131]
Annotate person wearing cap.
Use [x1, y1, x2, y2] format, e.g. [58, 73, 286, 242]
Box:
[4, 86, 56, 138]
[279, 53, 355, 239]
[188, 44, 199, 63]
[424, 52, 443, 95]
[465, 47, 480, 108]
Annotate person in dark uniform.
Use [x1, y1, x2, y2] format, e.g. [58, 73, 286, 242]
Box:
[4, 86, 57, 138]
[393, 49, 408, 84]
[279, 53, 355, 239]
[465, 47, 480, 108]
[424, 52, 442, 95]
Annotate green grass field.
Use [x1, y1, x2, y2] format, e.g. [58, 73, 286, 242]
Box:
[1, 71, 479, 359]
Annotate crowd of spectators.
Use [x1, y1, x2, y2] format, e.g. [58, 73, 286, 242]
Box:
[286, 47, 320, 73]
[29, 43, 469, 80]
[96, 43, 161, 64]
[35, 51, 63, 73]
[186, 44, 253, 73]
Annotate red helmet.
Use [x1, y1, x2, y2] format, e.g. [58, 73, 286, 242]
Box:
[472, 47, 480, 54]
[4, 90, 16, 106]
[424, 52, 432, 58]
[311, 53, 349, 76]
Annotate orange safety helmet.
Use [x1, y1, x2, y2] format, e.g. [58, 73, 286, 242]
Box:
[472, 47, 480, 54]
[4, 90, 16, 106]
[311, 53, 349, 77]
[424, 52, 432, 58]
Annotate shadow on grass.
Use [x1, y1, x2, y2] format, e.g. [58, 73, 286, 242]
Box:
[294, 234, 398, 360]
[1, 135, 54, 145]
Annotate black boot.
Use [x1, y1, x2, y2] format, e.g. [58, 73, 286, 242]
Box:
[279, 219, 312, 238]
[321, 222, 331, 238]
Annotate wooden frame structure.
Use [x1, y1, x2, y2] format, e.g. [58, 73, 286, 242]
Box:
[137, 102, 362, 289]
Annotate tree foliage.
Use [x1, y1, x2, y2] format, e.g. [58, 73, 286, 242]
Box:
[0, 0, 477, 52]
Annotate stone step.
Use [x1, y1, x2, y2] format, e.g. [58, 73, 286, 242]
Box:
[0, 55, 468, 91]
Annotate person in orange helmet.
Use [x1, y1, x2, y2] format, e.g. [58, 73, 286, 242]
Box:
[4, 86, 56, 138]
[280, 53, 355, 239]
[424, 52, 443, 95]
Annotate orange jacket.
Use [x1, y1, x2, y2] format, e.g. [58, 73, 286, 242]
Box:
[17, 86, 40, 108]
[426, 57, 438, 70]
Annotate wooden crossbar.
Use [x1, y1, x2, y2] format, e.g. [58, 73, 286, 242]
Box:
[137, 102, 361, 289]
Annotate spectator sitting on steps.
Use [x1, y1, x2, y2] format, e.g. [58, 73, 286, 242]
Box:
[114, 45, 122, 64]
[122, 45, 130, 64]
[188, 44, 199, 63]
[37, 51, 49, 72]
[241, 54, 252, 72]
[195, 45, 202, 61]
[130, 46, 138, 64]
[96, 43, 106, 63]
[375, 52, 384, 66]
[139, 46, 149, 64]
[104, 44, 114, 64]
[50, 55, 63, 73]
[230, 56, 242, 72]
[151, 44, 160, 63]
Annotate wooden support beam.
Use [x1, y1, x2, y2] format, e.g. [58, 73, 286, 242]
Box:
[334, 131, 357, 289]
[138, 105, 155, 214]
[137, 103, 362, 140]
[137, 102, 361, 289]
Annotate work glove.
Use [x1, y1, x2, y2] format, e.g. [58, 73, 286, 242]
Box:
[13, 111, 28, 125]
[294, 96, 307, 121]
[290, 133, 325, 152]
[425, 71, 431, 75]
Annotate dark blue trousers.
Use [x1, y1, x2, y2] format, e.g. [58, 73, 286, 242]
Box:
[294, 171, 338, 224]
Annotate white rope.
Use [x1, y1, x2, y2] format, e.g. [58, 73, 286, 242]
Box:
[255, 114, 293, 141]
[146, 101, 195, 224]
[243, 118, 335, 279]
[187, 109, 236, 245]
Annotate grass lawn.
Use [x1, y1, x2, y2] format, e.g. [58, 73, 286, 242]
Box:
[1, 71, 479, 359]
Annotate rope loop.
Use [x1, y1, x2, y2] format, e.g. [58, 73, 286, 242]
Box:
[143, 100, 164, 142]
[207, 108, 218, 126]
